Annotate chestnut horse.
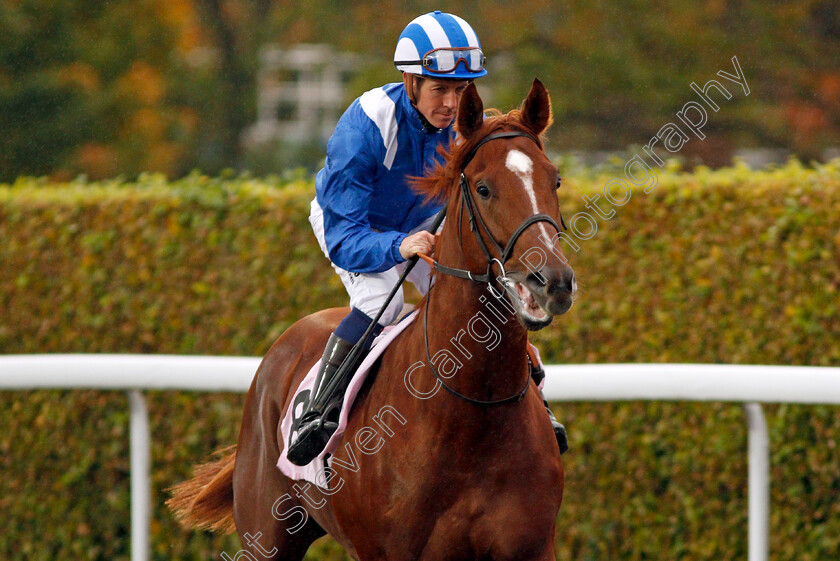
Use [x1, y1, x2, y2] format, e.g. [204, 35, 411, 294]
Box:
[169, 79, 575, 560]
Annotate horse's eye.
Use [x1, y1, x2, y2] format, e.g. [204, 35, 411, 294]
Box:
[555, 176, 562, 190]
[476, 183, 491, 199]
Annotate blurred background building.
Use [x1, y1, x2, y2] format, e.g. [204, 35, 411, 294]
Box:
[244, 44, 355, 145]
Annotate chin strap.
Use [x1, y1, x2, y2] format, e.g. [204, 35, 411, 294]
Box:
[404, 74, 447, 133]
[413, 104, 443, 133]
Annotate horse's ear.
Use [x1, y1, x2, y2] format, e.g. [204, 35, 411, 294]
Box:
[521, 78, 553, 135]
[456, 82, 484, 138]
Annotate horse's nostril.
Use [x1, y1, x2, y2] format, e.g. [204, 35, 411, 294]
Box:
[527, 272, 547, 288]
[533, 268, 575, 296]
[546, 269, 575, 295]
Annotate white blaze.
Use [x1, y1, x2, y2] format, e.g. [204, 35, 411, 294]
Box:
[505, 149, 549, 239]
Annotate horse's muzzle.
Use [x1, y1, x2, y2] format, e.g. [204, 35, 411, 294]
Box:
[505, 266, 576, 331]
[541, 266, 576, 314]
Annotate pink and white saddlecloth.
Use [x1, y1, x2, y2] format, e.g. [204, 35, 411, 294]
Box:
[276, 311, 418, 486]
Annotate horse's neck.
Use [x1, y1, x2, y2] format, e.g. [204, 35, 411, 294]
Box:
[421, 234, 530, 403]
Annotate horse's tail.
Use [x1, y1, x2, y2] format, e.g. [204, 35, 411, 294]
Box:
[166, 445, 237, 534]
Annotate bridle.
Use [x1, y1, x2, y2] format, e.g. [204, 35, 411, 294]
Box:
[420, 129, 568, 406]
[419, 131, 566, 285]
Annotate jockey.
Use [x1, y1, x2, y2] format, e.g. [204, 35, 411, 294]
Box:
[287, 11, 567, 466]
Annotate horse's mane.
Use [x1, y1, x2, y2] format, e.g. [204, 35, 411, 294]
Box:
[411, 108, 549, 204]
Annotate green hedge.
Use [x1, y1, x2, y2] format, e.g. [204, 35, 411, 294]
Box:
[1, 162, 839, 560]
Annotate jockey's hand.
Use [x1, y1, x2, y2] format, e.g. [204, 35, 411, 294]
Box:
[399, 231, 436, 260]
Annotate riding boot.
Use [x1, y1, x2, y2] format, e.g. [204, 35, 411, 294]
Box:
[286, 333, 363, 466]
[541, 393, 569, 455]
[528, 346, 569, 455]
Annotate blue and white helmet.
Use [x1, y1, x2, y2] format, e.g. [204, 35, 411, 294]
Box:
[394, 11, 487, 79]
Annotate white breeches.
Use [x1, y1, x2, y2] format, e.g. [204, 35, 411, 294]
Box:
[309, 198, 435, 326]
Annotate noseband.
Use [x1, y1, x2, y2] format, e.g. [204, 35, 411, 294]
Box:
[422, 130, 568, 406]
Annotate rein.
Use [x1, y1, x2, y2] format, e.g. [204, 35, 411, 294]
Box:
[420, 130, 566, 406]
[422, 290, 530, 406]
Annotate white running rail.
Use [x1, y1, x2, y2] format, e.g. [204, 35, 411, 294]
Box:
[3, 355, 840, 561]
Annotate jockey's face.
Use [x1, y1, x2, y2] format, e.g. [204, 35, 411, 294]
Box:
[413, 77, 471, 129]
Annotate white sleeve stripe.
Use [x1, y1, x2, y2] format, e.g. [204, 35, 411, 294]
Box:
[359, 88, 399, 170]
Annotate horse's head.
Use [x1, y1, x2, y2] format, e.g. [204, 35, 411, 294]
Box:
[417, 79, 576, 331]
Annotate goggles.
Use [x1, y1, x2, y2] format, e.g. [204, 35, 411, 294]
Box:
[397, 47, 486, 74]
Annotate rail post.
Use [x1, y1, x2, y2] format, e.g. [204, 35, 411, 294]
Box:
[744, 402, 769, 561]
[128, 390, 151, 561]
